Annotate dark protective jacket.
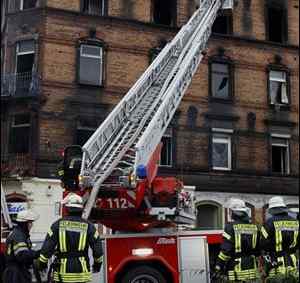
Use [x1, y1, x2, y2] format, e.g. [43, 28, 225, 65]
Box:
[216, 219, 260, 282]
[261, 212, 299, 279]
[38, 215, 103, 283]
[2, 225, 37, 283]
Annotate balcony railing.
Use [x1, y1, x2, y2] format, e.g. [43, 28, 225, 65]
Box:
[1, 154, 36, 177]
[1, 72, 40, 98]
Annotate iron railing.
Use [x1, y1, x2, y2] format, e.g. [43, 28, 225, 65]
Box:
[1, 71, 40, 98]
[1, 153, 36, 177]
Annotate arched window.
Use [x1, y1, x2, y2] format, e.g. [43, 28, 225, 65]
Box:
[196, 201, 223, 230]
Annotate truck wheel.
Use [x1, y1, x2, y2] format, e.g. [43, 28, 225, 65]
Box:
[121, 265, 167, 283]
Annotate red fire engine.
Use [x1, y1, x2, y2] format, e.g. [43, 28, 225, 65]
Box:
[59, 1, 234, 282]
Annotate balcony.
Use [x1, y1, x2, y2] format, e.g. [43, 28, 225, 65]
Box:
[1, 72, 40, 98]
[1, 154, 36, 177]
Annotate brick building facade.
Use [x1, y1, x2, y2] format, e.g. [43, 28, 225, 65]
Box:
[1, 0, 299, 237]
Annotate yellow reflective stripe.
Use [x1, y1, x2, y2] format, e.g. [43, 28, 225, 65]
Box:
[261, 226, 269, 239]
[252, 232, 257, 249]
[39, 254, 48, 263]
[78, 232, 84, 251]
[94, 230, 99, 239]
[291, 254, 297, 268]
[59, 258, 67, 274]
[235, 233, 241, 253]
[218, 251, 231, 261]
[79, 257, 88, 273]
[291, 230, 298, 248]
[58, 170, 64, 176]
[59, 230, 67, 252]
[222, 231, 231, 240]
[275, 229, 283, 252]
[13, 242, 27, 251]
[94, 255, 103, 263]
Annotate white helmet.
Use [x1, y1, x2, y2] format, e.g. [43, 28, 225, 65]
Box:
[62, 193, 83, 209]
[16, 209, 39, 222]
[228, 198, 249, 214]
[268, 196, 286, 209]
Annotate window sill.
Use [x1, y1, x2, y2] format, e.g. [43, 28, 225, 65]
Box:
[270, 172, 291, 177]
[212, 167, 232, 172]
[209, 97, 234, 104]
[78, 83, 104, 89]
[269, 104, 291, 111]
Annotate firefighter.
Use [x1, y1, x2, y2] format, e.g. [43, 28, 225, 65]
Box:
[261, 196, 299, 282]
[2, 209, 39, 283]
[37, 193, 103, 283]
[214, 198, 260, 282]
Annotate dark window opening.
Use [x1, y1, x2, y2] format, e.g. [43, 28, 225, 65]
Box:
[211, 63, 231, 99]
[76, 120, 96, 146]
[16, 40, 35, 94]
[21, 0, 37, 10]
[197, 203, 222, 230]
[212, 13, 232, 34]
[160, 135, 172, 166]
[78, 44, 103, 86]
[271, 138, 289, 174]
[267, 6, 287, 43]
[153, 0, 176, 26]
[9, 114, 31, 154]
[82, 0, 106, 16]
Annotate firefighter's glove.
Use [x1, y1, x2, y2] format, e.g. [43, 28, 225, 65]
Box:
[92, 262, 102, 273]
[36, 259, 48, 271]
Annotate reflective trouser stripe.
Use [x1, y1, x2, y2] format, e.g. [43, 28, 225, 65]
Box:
[291, 230, 298, 248]
[275, 229, 283, 252]
[79, 257, 88, 273]
[252, 233, 257, 249]
[60, 258, 67, 274]
[59, 230, 67, 252]
[94, 255, 103, 263]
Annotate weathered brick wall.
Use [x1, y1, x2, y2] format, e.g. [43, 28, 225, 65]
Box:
[47, 0, 80, 11]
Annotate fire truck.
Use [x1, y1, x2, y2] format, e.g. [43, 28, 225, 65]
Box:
[59, 1, 234, 282]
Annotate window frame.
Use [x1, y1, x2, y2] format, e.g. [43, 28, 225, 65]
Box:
[20, 0, 37, 11]
[212, 9, 233, 35]
[209, 57, 234, 102]
[267, 65, 291, 107]
[77, 40, 105, 87]
[151, 0, 177, 27]
[270, 134, 290, 175]
[196, 201, 224, 230]
[81, 0, 108, 16]
[211, 129, 233, 171]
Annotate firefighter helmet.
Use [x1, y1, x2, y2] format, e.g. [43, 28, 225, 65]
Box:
[228, 198, 249, 214]
[16, 209, 39, 222]
[268, 196, 286, 209]
[63, 193, 83, 208]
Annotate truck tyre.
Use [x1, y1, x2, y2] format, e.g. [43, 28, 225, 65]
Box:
[121, 265, 167, 283]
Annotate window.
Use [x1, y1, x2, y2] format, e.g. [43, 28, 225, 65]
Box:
[269, 70, 289, 105]
[82, 0, 106, 16]
[159, 128, 173, 167]
[78, 44, 103, 86]
[266, 3, 287, 43]
[20, 0, 37, 10]
[16, 40, 35, 93]
[210, 62, 231, 100]
[9, 114, 31, 154]
[196, 202, 223, 230]
[271, 137, 290, 174]
[212, 132, 232, 170]
[76, 120, 96, 146]
[152, 0, 177, 26]
[212, 12, 232, 34]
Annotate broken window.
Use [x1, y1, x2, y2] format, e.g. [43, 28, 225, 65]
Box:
[197, 202, 222, 230]
[212, 133, 232, 170]
[76, 120, 96, 146]
[9, 114, 31, 154]
[271, 137, 290, 174]
[20, 0, 37, 10]
[78, 44, 103, 86]
[269, 70, 289, 105]
[266, 3, 287, 43]
[16, 40, 35, 94]
[211, 62, 231, 99]
[212, 12, 232, 34]
[160, 128, 173, 167]
[82, 0, 106, 16]
[153, 0, 177, 26]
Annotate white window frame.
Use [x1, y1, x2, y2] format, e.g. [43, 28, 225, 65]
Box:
[271, 136, 290, 174]
[15, 41, 35, 76]
[159, 129, 173, 167]
[269, 70, 289, 105]
[212, 133, 232, 171]
[20, 0, 36, 11]
[12, 114, 31, 128]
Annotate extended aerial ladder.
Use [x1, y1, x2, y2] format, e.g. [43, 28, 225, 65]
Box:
[1, 183, 12, 251]
[61, 0, 233, 232]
